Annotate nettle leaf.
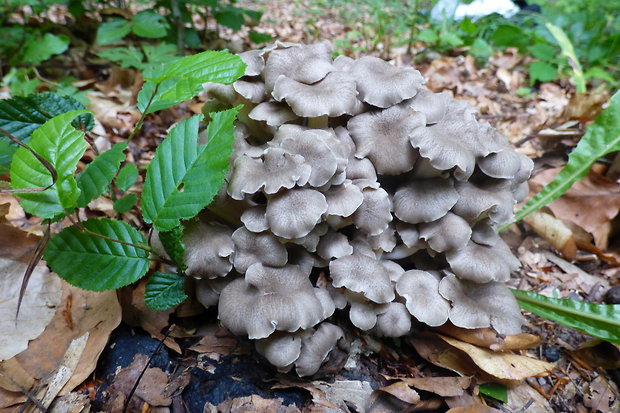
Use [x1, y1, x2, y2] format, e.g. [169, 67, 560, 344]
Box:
[513, 91, 620, 224]
[143, 50, 246, 85]
[0, 93, 94, 144]
[144, 271, 187, 310]
[76, 141, 127, 208]
[113, 193, 137, 213]
[22, 33, 70, 65]
[44, 218, 150, 291]
[137, 78, 203, 114]
[512, 290, 620, 345]
[131, 10, 168, 38]
[116, 163, 139, 191]
[10, 110, 90, 218]
[96, 18, 132, 45]
[158, 225, 186, 271]
[141, 107, 239, 231]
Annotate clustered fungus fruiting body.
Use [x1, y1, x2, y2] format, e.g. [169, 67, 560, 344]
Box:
[185, 41, 533, 376]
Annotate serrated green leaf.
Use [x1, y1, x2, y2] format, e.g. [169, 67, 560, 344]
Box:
[10, 110, 90, 218]
[44, 218, 150, 291]
[144, 271, 187, 310]
[0, 140, 17, 173]
[137, 78, 203, 114]
[141, 107, 238, 231]
[116, 163, 138, 191]
[158, 225, 186, 271]
[113, 193, 137, 213]
[512, 289, 620, 345]
[478, 383, 508, 403]
[131, 10, 168, 38]
[529, 61, 558, 84]
[143, 50, 246, 85]
[76, 142, 127, 207]
[0, 93, 94, 144]
[96, 18, 132, 45]
[512, 91, 620, 224]
[143, 43, 179, 65]
[97, 46, 145, 69]
[22, 33, 70, 65]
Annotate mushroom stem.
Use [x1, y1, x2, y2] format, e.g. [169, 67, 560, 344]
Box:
[308, 116, 329, 129]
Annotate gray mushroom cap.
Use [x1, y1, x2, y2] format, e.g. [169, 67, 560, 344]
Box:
[445, 239, 520, 283]
[419, 212, 472, 253]
[238, 50, 265, 76]
[324, 180, 364, 218]
[263, 41, 333, 93]
[255, 332, 302, 372]
[406, 89, 451, 124]
[347, 105, 425, 175]
[248, 102, 298, 126]
[329, 254, 396, 303]
[317, 231, 353, 260]
[439, 273, 525, 335]
[240, 205, 269, 233]
[452, 181, 515, 225]
[266, 188, 328, 239]
[351, 56, 424, 108]
[231, 227, 288, 273]
[393, 179, 459, 224]
[272, 71, 359, 118]
[183, 220, 234, 279]
[218, 263, 325, 339]
[295, 323, 344, 376]
[373, 302, 412, 337]
[396, 270, 450, 326]
[233, 79, 266, 103]
[348, 300, 384, 331]
[352, 187, 393, 236]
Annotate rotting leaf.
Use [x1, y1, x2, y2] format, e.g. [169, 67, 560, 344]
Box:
[377, 381, 420, 404]
[436, 324, 541, 351]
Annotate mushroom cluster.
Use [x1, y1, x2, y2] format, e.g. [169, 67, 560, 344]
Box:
[186, 41, 532, 376]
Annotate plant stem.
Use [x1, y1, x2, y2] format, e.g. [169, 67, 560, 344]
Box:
[127, 83, 159, 142]
[68, 214, 152, 253]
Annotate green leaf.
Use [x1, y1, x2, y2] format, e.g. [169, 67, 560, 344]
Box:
[512, 91, 620, 224]
[0, 140, 17, 173]
[528, 61, 558, 84]
[0, 93, 94, 144]
[512, 290, 620, 345]
[96, 46, 145, 69]
[116, 163, 138, 191]
[530, 43, 556, 61]
[545, 21, 586, 93]
[137, 78, 203, 114]
[144, 271, 187, 310]
[478, 383, 508, 403]
[490, 24, 528, 51]
[22, 33, 70, 65]
[10, 110, 90, 218]
[143, 50, 246, 85]
[470, 38, 493, 61]
[113, 193, 137, 213]
[141, 107, 238, 231]
[131, 10, 168, 39]
[249, 31, 272, 44]
[214, 6, 245, 30]
[143, 43, 178, 65]
[44, 218, 150, 291]
[96, 18, 132, 45]
[158, 225, 186, 271]
[76, 142, 127, 208]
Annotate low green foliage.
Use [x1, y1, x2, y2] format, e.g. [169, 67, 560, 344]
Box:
[512, 90, 620, 224]
[158, 225, 187, 273]
[478, 383, 508, 403]
[513, 290, 620, 345]
[76, 142, 128, 208]
[116, 164, 139, 192]
[144, 271, 188, 310]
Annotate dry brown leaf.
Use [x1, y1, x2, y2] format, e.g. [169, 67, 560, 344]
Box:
[0, 203, 8, 224]
[437, 335, 554, 382]
[447, 404, 503, 413]
[530, 168, 620, 250]
[0, 226, 61, 361]
[48, 392, 90, 413]
[204, 394, 301, 413]
[506, 383, 553, 413]
[523, 210, 577, 260]
[583, 375, 620, 413]
[574, 339, 620, 370]
[188, 325, 248, 360]
[377, 381, 420, 404]
[436, 324, 541, 351]
[312, 380, 373, 412]
[386, 376, 472, 398]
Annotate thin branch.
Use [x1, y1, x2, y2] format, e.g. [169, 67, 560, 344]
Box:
[16, 222, 51, 319]
[127, 83, 159, 142]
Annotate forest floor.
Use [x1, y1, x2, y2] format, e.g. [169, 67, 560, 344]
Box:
[0, 1, 619, 412]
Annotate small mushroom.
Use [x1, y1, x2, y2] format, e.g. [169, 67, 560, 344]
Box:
[373, 302, 412, 337]
[329, 254, 396, 303]
[248, 101, 298, 126]
[231, 227, 288, 273]
[393, 179, 459, 224]
[218, 263, 325, 339]
[323, 180, 364, 219]
[184, 220, 234, 279]
[396, 270, 450, 326]
[233, 79, 266, 103]
[352, 187, 393, 236]
[419, 212, 472, 253]
[295, 323, 344, 376]
[238, 49, 265, 76]
[445, 239, 520, 283]
[317, 231, 353, 260]
[240, 205, 269, 233]
[272, 71, 359, 118]
[351, 56, 424, 108]
[255, 332, 302, 372]
[266, 188, 328, 239]
[452, 181, 515, 225]
[439, 273, 524, 335]
[406, 89, 451, 124]
[348, 105, 425, 175]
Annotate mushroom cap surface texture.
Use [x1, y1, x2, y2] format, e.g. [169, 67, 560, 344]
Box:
[187, 41, 529, 376]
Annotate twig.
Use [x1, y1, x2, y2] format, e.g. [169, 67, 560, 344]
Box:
[16, 222, 51, 320]
[126, 83, 159, 142]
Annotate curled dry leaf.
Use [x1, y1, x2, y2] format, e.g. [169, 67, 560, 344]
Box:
[436, 324, 541, 351]
[382, 376, 472, 397]
[523, 210, 577, 260]
[377, 381, 420, 404]
[204, 394, 301, 413]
